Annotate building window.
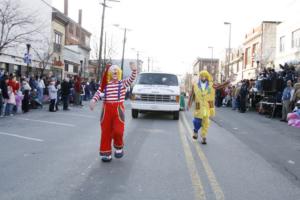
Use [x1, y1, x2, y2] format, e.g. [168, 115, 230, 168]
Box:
[76, 26, 80, 38]
[252, 43, 259, 67]
[292, 29, 300, 48]
[73, 65, 79, 73]
[81, 32, 86, 45]
[280, 36, 285, 52]
[53, 32, 62, 52]
[85, 35, 90, 47]
[54, 32, 62, 44]
[64, 63, 69, 72]
[245, 47, 251, 66]
[69, 23, 74, 35]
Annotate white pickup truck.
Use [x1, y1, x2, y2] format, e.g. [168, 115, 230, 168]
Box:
[131, 72, 180, 120]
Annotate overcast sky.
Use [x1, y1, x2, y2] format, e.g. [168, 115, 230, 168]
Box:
[52, 0, 298, 74]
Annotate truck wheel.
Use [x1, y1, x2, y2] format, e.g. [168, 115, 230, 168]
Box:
[132, 109, 139, 119]
[173, 111, 179, 120]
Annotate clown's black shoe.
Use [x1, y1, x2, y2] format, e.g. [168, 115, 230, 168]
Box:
[201, 137, 207, 145]
[114, 149, 124, 159]
[192, 133, 198, 140]
[101, 155, 112, 162]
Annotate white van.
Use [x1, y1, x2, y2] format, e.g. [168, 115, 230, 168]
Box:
[131, 72, 180, 120]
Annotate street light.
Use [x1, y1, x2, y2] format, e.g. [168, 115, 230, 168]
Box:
[208, 46, 214, 80]
[224, 22, 231, 80]
[208, 46, 214, 67]
[80, 60, 83, 78]
[131, 48, 140, 71]
[25, 43, 31, 76]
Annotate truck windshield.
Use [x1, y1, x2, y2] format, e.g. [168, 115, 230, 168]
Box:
[137, 73, 178, 86]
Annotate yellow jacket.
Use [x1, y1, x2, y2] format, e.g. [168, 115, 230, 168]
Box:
[193, 82, 215, 118]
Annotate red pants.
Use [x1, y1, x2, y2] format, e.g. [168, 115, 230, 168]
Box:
[100, 102, 125, 156]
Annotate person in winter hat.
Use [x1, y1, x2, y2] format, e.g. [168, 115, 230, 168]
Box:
[48, 79, 58, 112]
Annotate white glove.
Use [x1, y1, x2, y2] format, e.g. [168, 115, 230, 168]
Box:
[89, 99, 97, 111]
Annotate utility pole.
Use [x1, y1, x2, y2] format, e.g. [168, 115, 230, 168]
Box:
[104, 32, 107, 65]
[148, 57, 150, 72]
[224, 22, 231, 80]
[97, 0, 120, 82]
[120, 28, 127, 77]
[136, 51, 139, 71]
[151, 58, 154, 71]
[131, 48, 140, 71]
[208, 46, 214, 68]
[97, 0, 106, 82]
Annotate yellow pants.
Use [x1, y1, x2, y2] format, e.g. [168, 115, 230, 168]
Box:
[201, 117, 209, 138]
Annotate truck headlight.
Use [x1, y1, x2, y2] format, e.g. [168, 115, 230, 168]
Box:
[132, 94, 141, 101]
[135, 94, 141, 100]
[170, 96, 176, 101]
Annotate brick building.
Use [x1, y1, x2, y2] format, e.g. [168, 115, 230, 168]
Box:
[193, 58, 219, 82]
[243, 21, 280, 79]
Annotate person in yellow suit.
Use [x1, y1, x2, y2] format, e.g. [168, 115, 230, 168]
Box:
[188, 70, 215, 144]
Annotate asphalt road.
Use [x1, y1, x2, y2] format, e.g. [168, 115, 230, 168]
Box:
[0, 101, 299, 200]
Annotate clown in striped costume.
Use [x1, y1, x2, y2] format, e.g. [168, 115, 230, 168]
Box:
[90, 63, 137, 162]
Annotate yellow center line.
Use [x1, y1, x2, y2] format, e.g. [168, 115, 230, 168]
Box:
[181, 113, 225, 200]
[178, 120, 206, 200]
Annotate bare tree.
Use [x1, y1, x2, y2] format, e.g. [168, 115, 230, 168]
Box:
[32, 38, 54, 76]
[0, 0, 40, 53]
[91, 35, 117, 63]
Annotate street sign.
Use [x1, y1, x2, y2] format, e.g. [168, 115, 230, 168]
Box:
[23, 53, 32, 65]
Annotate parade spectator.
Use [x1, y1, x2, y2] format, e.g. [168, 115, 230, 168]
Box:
[90, 79, 97, 96]
[80, 81, 85, 104]
[48, 79, 58, 112]
[84, 81, 91, 101]
[5, 85, 16, 116]
[22, 79, 31, 113]
[55, 80, 61, 111]
[235, 83, 242, 111]
[222, 86, 232, 107]
[0, 69, 4, 80]
[74, 76, 82, 105]
[281, 80, 294, 122]
[37, 75, 45, 104]
[0, 86, 3, 117]
[61, 77, 71, 111]
[239, 80, 249, 113]
[8, 74, 19, 94]
[15, 90, 24, 114]
[0, 75, 9, 117]
[231, 86, 237, 110]
[29, 75, 37, 91]
[292, 82, 300, 109]
[215, 88, 222, 107]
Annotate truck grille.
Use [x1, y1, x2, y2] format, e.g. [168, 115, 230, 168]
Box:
[140, 94, 174, 102]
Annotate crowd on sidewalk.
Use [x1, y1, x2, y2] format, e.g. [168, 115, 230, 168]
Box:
[215, 66, 300, 128]
[0, 69, 99, 117]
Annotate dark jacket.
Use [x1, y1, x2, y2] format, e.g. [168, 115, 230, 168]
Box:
[240, 84, 248, 98]
[0, 79, 9, 99]
[61, 80, 71, 96]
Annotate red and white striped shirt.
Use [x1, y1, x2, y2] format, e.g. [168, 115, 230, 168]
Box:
[93, 70, 137, 102]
